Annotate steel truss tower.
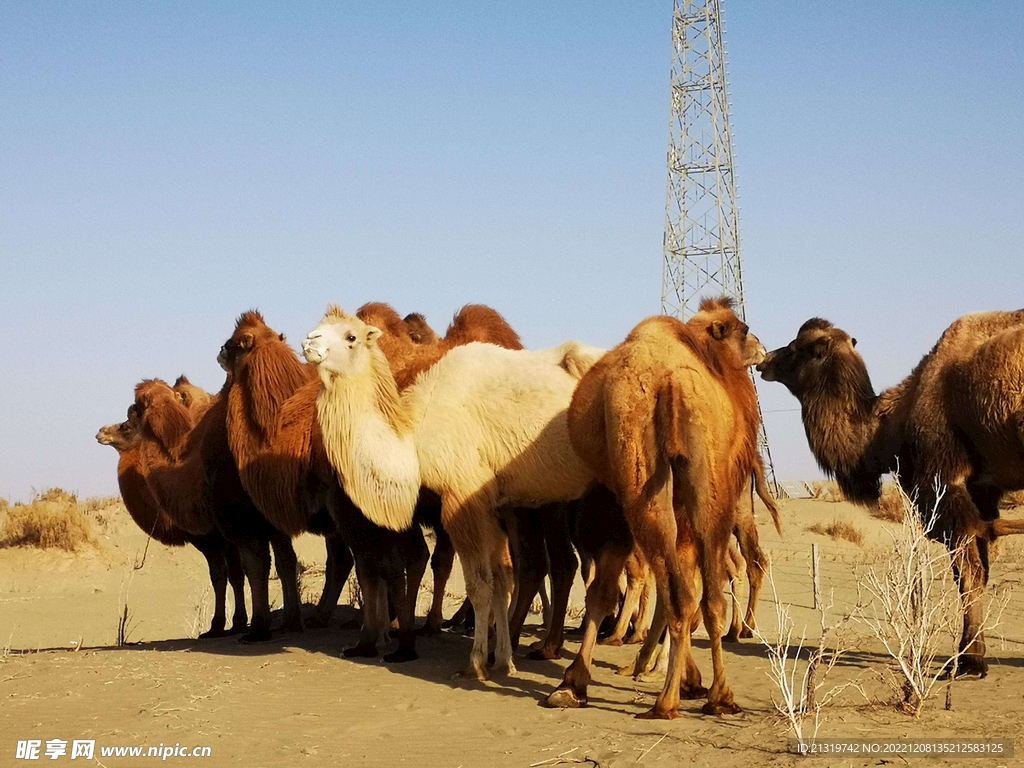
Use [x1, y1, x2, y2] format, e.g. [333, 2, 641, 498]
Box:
[660, 0, 778, 492]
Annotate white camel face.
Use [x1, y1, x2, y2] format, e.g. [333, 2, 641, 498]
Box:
[303, 318, 382, 379]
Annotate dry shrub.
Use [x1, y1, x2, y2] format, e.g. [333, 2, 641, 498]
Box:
[1, 498, 96, 552]
[868, 483, 903, 523]
[0, 498, 9, 513]
[812, 481, 844, 502]
[80, 495, 121, 514]
[1000, 490, 1024, 510]
[807, 518, 865, 546]
[33, 487, 78, 505]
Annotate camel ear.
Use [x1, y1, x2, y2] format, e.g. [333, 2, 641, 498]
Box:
[238, 333, 254, 350]
[710, 321, 728, 341]
[851, 337, 857, 348]
[279, 333, 286, 342]
[365, 326, 382, 346]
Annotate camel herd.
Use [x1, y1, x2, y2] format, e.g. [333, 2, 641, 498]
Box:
[97, 299, 1024, 718]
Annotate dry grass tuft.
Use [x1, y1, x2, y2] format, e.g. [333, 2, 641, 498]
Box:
[807, 518, 865, 546]
[868, 483, 904, 523]
[0, 492, 97, 552]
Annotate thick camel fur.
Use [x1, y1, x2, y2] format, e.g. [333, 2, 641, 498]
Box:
[303, 306, 604, 679]
[221, 310, 424, 659]
[551, 297, 770, 718]
[758, 309, 1024, 676]
[98, 383, 247, 638]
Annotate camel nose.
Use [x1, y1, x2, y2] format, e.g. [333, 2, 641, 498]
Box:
[755, 351, 774, 372]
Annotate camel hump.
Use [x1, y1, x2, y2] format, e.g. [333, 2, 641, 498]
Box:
[446, 304, 523, 350]
[555, 341, 605, 380]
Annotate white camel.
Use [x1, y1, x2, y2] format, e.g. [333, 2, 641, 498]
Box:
[303, 305, 603, 680]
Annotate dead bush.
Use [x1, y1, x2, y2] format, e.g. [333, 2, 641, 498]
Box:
[812, 481, 844, 502]
[807, 518, 865, 546]
[1, 498, 97, 552]
[868, 483, 904, 523]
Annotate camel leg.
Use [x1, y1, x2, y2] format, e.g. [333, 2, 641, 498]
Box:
[270, 533, 303, 633]
[384, 529, 427, 663]
[528, 510, 577, 661]
[237, 539, 273, 643]
[226, 545, 248, 633]
[508, 508, 546, 653]
[620, 594, 666, 677]
[736, 519, 766, 639]
[344, 560, 383, 658]
[460, 550, 494, 681]
[491, 539, 517, 677]
[628, 567, 656, 644]
[722, 542, 744, 643]
[191, 534, 230, 639]
[424, 527, 455, 633]
[698, 532, 741, 715]
[930, 483, 991, 678]
[309, 532, 354, 628]
[603, 550, 644, 646]
[544, 545, 629, 708]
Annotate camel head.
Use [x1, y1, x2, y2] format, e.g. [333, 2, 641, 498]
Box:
[96, 405, 141, 451]
[218, 310, 287, 374]
[757, 318, 863, 398]
[173, 375, 211, 414]
[691, 297, 766, 367]
[133, 378, 193, 449]
[303, 305, 383, 383]
[403, 313, 439, 345]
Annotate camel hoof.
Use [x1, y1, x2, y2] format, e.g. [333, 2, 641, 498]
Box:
[544, 688, 586, 709]
[238, 628, 273, 644]
[418, 621, 443, 636]
[738, 628, 753, 639]
[624, 633, 645, 645]
[702, 700, 742, 716]
[226, 623, 248, 636]
[492, 660, 518, 678]
[680, 683, 708, 700]
[600, 636, 624, 647]
[383, 647, 419, 664]
[305, 614, 332, 630]
[941, 656, 988, 680]
[637, 671, 666, 684]
[199, 625, 229, 639]
[452, 665, 489, 682]
[616, 664, 637, 677]
[636, 707, 679, 720]
[343, 642, 379, 659]
[281, 614, 304, 633]
[527, 646, 561, 661]
[722, 632, 740, 644]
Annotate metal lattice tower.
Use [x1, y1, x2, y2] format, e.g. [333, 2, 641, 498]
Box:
[660, 0, 778, 493]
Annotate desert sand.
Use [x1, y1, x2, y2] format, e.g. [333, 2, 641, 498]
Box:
[2, 495, 1023, 767]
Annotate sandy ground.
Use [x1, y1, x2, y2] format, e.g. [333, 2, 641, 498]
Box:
[2, 498, 1024, 767]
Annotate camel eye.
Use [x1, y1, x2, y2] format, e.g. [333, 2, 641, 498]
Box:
[347, 334, 356, 343]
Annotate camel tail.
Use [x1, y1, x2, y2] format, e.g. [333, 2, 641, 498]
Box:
[753, 461, 783, 538]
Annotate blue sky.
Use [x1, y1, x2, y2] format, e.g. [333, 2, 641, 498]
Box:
[1, 1, 1022, 501]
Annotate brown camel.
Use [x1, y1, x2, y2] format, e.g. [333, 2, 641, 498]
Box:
[220, 310, 425, 659]
[97, 386, 247, 638]
[758, 310, 1024, 676]
[550, 297, 769, 717]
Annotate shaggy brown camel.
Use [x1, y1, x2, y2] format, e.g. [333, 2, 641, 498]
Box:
[98, 386, 247, 638]
[220, 311, 424, 659]
[758, 310, 1024, 676]
[130, 378, 314, 641]
[550, 297, 769, 717]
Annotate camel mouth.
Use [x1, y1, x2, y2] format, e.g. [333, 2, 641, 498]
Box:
[216, 347, 231, 373]
[745, 343, 767, 367]
[302, 338, 327, 364]
[96, 429, 115, 445]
